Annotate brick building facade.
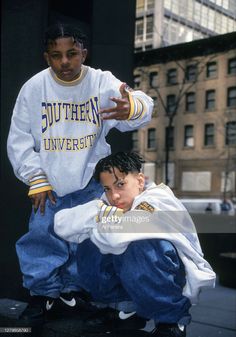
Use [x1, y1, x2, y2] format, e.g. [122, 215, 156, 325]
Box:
[133, 32, 236, 199]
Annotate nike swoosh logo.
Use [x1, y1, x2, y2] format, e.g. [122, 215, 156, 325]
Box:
[46, 300, 54, 311]
[59, 297, 76, 307]
[119, 311, 136, 320]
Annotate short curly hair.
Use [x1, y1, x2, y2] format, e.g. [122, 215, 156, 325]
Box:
[94, 152, 145, 182]
[44, 23, 87, 50]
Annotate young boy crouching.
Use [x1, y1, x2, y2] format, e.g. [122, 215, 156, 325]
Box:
[54, 152, 215, 337]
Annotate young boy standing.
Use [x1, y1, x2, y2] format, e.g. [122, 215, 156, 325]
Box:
[54, 152, 216, 337]
[7, 23, 153, 322]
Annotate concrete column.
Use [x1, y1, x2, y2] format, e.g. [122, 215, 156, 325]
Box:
[1, 0, 49, 299]
[91, 0, 136, 152]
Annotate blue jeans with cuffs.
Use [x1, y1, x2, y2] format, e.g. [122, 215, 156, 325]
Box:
[76, 238, 191, 325]
[16, 178, 104, 298]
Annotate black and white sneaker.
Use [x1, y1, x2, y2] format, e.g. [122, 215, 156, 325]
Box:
[84, 307, 147, 332]
[20, 295, 55, 325]
[150, 323, 186, 337]
[57, 291, 99, 318]
[20, 290, 98, 323]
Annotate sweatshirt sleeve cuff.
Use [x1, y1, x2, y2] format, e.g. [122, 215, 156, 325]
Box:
[28, 174, 53, 196]
[97, 203, 124, 222]
[127, 91, 147, 121]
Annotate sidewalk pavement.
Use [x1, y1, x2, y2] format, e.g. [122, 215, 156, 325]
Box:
[188, 277, 236, 337]
[0, 277, 235, 337]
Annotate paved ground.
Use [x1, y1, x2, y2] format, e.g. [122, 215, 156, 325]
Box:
[188, 278, 236, 337]
[0, 277, 235, 337]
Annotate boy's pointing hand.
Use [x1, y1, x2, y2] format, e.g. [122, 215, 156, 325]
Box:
[99, 83, 131, 120]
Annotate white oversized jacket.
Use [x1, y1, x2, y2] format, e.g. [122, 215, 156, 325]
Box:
[7, 66, 153, 196]
[54, 182, 216, 304]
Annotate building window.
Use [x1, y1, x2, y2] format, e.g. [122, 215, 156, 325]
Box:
[208, 8, 215, 30]
[135, 14, 153, 43]
[131, 130, 139, 150]
[206, 61, 217, 78]
[167, 68, 177, 84]
[135, 47, 142, 53]
[147, 128, 156, 149]
[225, 121, 236, 145]
[136, 0, 154, 12]
[186, 64, 197, 81]
[184, 125, 194, 147]
[151, 96, 158, 117]
[165, 126, 174, 149]
[228, 58, 236, 75]
[166, 94, 176, 115]
[194, 2, 201, 24]
[205, 90, 215, 110]
[146, 15, 154, 39]
[227, 87, 236, 107]
[164, 0, 171, 10]
[201, 4, 208, 28]
[135, 18, 144, 42]
[147, 0, 155, 10]
[136, 0, 145, 12]
[185, 92, 195, 112]
[134, 75, 141, 88]
[204, 124, 214, 146]
[149, 71, 158, 87]
[145, 44, 153, 50]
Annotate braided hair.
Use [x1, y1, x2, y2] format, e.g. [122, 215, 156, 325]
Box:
[94, 152, 145, 182]
[44, 23, 87, 50]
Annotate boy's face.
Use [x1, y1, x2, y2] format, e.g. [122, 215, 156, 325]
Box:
[100, 168, 145, 212]
[44, 37, 87, 82]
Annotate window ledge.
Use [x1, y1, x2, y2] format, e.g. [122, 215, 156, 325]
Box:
[226, 73, 236, 77]
[205, 108, 216, 112]
[183, 146, 195, 150]
[202, 145, 216, 149]
[226, 106, 236, 110]
[224, 144, 236, 147]
[166, 82, 178, 87]
[205, 75, 218, 80]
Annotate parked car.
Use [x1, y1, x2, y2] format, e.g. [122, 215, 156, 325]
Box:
[180, 198, 235, 216]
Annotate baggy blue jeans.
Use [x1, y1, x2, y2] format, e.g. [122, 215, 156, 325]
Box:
[16, 179, 103, 298]
[76, 239, 191, 325]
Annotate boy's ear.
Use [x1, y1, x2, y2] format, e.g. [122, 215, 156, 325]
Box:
[44, 52, 50, 66]
[82, 49, 88, 63]
[138, 173, 145, 190]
